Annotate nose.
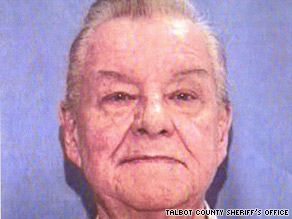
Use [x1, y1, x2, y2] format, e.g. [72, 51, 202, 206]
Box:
[132, 94, 174, 138]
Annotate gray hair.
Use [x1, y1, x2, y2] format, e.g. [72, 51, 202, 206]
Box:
[64, 0, 229, 111]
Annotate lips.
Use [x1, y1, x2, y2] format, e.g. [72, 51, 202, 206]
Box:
[119, 155, 187, 168]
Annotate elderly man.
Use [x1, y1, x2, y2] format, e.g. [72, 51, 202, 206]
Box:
[60, 0, 232, 218]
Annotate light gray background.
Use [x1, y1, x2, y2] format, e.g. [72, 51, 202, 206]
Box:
[1, 0, 291, 218]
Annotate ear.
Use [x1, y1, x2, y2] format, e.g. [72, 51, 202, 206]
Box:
[58, 101, 82, 168]
[216, 103, 232, 166]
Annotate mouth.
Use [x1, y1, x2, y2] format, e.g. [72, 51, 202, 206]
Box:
[119, 155, 187, 168]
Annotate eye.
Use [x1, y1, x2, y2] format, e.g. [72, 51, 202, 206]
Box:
[102, 92, 136, 103]
[169, 91, 197, 101]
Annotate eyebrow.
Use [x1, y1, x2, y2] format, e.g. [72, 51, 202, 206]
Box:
[95, 70, 134, 83]
[95, 68, 208, 83]
[169, 68, 209, 83]
[173, 68, 208, 78]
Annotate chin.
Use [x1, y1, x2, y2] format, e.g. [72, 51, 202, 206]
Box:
[114, 164, 192, 211]
[122, 189, 190, 211]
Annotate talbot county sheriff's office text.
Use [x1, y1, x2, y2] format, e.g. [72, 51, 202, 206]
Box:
[165, 208, 289, 217]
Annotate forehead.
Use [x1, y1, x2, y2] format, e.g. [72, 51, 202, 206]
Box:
[83, 16, 213, 82]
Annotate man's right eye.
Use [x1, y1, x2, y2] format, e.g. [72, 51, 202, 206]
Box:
[102, 92, 136, 103]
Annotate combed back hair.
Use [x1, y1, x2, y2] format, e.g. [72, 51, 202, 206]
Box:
[64, 0, 229, 112]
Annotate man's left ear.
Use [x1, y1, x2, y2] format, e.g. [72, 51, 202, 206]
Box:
[217, 103, 232, 165]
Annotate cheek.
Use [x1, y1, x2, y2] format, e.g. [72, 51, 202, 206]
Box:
[171, 108, 221, 197]
[77, 107, 136, 194]
[78, 108, 135, 165]
[173, 111, 219, 167]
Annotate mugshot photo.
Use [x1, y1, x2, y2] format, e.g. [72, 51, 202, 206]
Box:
[1, 0, 291, 218]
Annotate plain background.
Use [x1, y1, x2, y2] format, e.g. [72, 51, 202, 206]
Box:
[1, 0, 291, 218]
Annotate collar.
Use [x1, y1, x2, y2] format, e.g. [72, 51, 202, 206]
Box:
[95, 202, 218, 219]
[204, 201, 218, 219]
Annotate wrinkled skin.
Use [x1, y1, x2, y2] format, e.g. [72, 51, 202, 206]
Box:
[60, 16, 231, 219]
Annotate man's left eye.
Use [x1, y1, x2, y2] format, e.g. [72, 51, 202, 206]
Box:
[169, 91, 197, 101]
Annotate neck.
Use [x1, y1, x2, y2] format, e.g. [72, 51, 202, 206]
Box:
[95, 196, 207, 219]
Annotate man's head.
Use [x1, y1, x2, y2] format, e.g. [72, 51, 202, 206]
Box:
[60, 0, 232, 215]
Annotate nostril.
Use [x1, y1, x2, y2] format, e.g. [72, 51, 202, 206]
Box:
[137, 128, 147, 135]
[133, 127, 169, 136]
[159, 129, 168, 135]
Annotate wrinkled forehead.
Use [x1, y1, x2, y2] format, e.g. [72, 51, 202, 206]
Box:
[82, 16, 213, 83]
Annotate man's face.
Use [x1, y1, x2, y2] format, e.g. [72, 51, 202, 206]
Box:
[63, 17, 231, 210]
